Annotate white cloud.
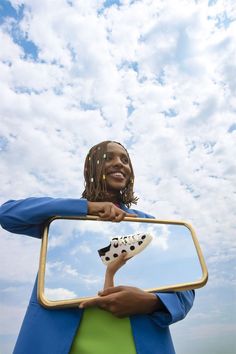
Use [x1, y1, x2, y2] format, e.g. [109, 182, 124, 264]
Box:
[0, 0, 235, 353]
[0, 30, 23, 62]
[145, 224, 170, 250]
[45, 287, 77, 300]
[70, 243, 92, 255]
[0, 229, 40, 283]
[46, 261, 78, 278]
[78, 273, 102, 286]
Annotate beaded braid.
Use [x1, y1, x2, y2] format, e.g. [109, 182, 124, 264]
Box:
[81, 140, 138, 208]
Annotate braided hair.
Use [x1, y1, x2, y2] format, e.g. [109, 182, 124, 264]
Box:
[81, 140, 138, 208]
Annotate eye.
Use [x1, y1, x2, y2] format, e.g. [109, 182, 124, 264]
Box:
[121, 156, 129, 164]
[105, 153, 113, 161]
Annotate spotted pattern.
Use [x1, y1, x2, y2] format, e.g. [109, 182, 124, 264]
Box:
[98, 233, 153, 265]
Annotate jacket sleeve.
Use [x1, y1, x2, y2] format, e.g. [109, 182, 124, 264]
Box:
[151, 290, 195, 327]
[0, 197, 88, 239]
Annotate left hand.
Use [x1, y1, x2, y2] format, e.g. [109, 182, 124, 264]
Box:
[106, 253, 130, 275]
[79, 286, 162, 317]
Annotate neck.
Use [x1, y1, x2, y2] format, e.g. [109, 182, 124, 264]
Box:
[103, 191, 121, 204]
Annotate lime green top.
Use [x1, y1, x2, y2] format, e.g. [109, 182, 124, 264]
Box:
[69, 308, 137, 354]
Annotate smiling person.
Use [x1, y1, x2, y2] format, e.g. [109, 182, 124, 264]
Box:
[0, 140, 194, 354]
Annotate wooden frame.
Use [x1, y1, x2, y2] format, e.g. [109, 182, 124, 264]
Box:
[37, 216, 208, 308]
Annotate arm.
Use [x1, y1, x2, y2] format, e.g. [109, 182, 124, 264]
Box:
[80, 286, 166, 317]
[80, 286, 194, 321]
[0, 198, 135, 238]
[152, 290, 195, 327]
[103, 253, 129, 290]
[104, 270, 115, 289]
[0, 197, 88, 238]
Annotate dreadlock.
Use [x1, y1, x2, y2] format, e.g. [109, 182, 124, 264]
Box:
[81, 140, 138, 208]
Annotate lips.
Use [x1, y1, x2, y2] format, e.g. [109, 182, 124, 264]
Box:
[107, 171, 126, 180]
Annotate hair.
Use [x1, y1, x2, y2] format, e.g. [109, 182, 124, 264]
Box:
[81, 140, 138, 208]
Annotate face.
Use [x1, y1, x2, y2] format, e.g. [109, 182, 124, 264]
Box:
[104, 142, 132, 194]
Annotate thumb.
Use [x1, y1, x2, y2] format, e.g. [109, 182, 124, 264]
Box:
[98, 286, 124, 296]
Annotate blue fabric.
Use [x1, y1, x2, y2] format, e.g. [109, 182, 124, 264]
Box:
[0, 197, 195, 354]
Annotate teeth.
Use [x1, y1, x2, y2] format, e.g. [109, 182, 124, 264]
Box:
[111, 172, 123, 177]
[114, 173, 123, 176]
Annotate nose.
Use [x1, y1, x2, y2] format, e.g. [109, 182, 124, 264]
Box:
[112, 156, 124, 167]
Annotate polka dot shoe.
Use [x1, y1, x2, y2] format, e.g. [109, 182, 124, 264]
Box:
[98, 233, 153, 265]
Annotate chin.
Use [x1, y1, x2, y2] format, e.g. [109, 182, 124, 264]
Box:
[106, 184, 126, 193]
[110, 183, 126, 190]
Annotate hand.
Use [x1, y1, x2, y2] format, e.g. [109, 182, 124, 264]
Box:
[87, 201, 137, 222]
[79, 286, 162, 317]
[106, 253, 130, 275]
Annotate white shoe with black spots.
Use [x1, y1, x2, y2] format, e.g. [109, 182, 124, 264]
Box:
[98, 233, 153, 265]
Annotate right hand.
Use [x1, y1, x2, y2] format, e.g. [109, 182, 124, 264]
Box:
[87, 201, 137, 222]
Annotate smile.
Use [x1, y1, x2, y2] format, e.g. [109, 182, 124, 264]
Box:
[108, 171, 126, 179]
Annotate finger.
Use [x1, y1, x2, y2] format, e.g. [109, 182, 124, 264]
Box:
[98, 286, 124, 296]
[124, 213, 137, 218]
[113, 210, 126, 222]
[111, 205, 121, 220]
[79, 297, 104, 309]
[113, 253, 127, 266]
[98, 205, 112, 219]
[124, 254, 133, 261]
[119, 252, 127, 259]
[108, 252, 126, 264]
[100, 205, 118, 221]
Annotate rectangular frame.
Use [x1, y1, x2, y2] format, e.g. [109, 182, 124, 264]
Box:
[37, 216, 208, 308]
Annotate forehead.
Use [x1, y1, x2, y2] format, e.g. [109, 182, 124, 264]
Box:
[106, 142, 128, 156]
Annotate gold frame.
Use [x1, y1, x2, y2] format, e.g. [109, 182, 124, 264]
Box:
[38, 216, 208, 309]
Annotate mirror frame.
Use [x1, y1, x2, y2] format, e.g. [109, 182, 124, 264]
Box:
[37, 215, 208, 308]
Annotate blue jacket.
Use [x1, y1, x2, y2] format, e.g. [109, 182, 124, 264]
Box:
[0, 197, 195, 354]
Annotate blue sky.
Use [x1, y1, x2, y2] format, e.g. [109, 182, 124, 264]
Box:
[43, 219, 203, 300]
[0, 0, 235, 353]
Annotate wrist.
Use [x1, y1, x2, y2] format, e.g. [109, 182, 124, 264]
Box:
[145, 292, 161, 313]
[87, 201, 96, 215]
[105, 268, 115, 277]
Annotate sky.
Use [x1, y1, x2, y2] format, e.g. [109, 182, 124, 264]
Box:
[43, 219, 204, 301]
[0, 0, 235, 353]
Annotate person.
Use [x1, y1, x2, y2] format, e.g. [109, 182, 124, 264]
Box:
[0, 140, 195, 354]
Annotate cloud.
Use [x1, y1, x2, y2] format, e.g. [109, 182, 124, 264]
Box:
[70, 243, 92, 255]
[0, 0, 235, 353]
[78, 273, 102, 286]
[0, 229, 40, 284]
[45, 287, 77, 300]
[45, 261, 79, 278]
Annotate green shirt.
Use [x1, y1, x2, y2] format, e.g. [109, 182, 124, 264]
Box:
[69, 308, 137, 354]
